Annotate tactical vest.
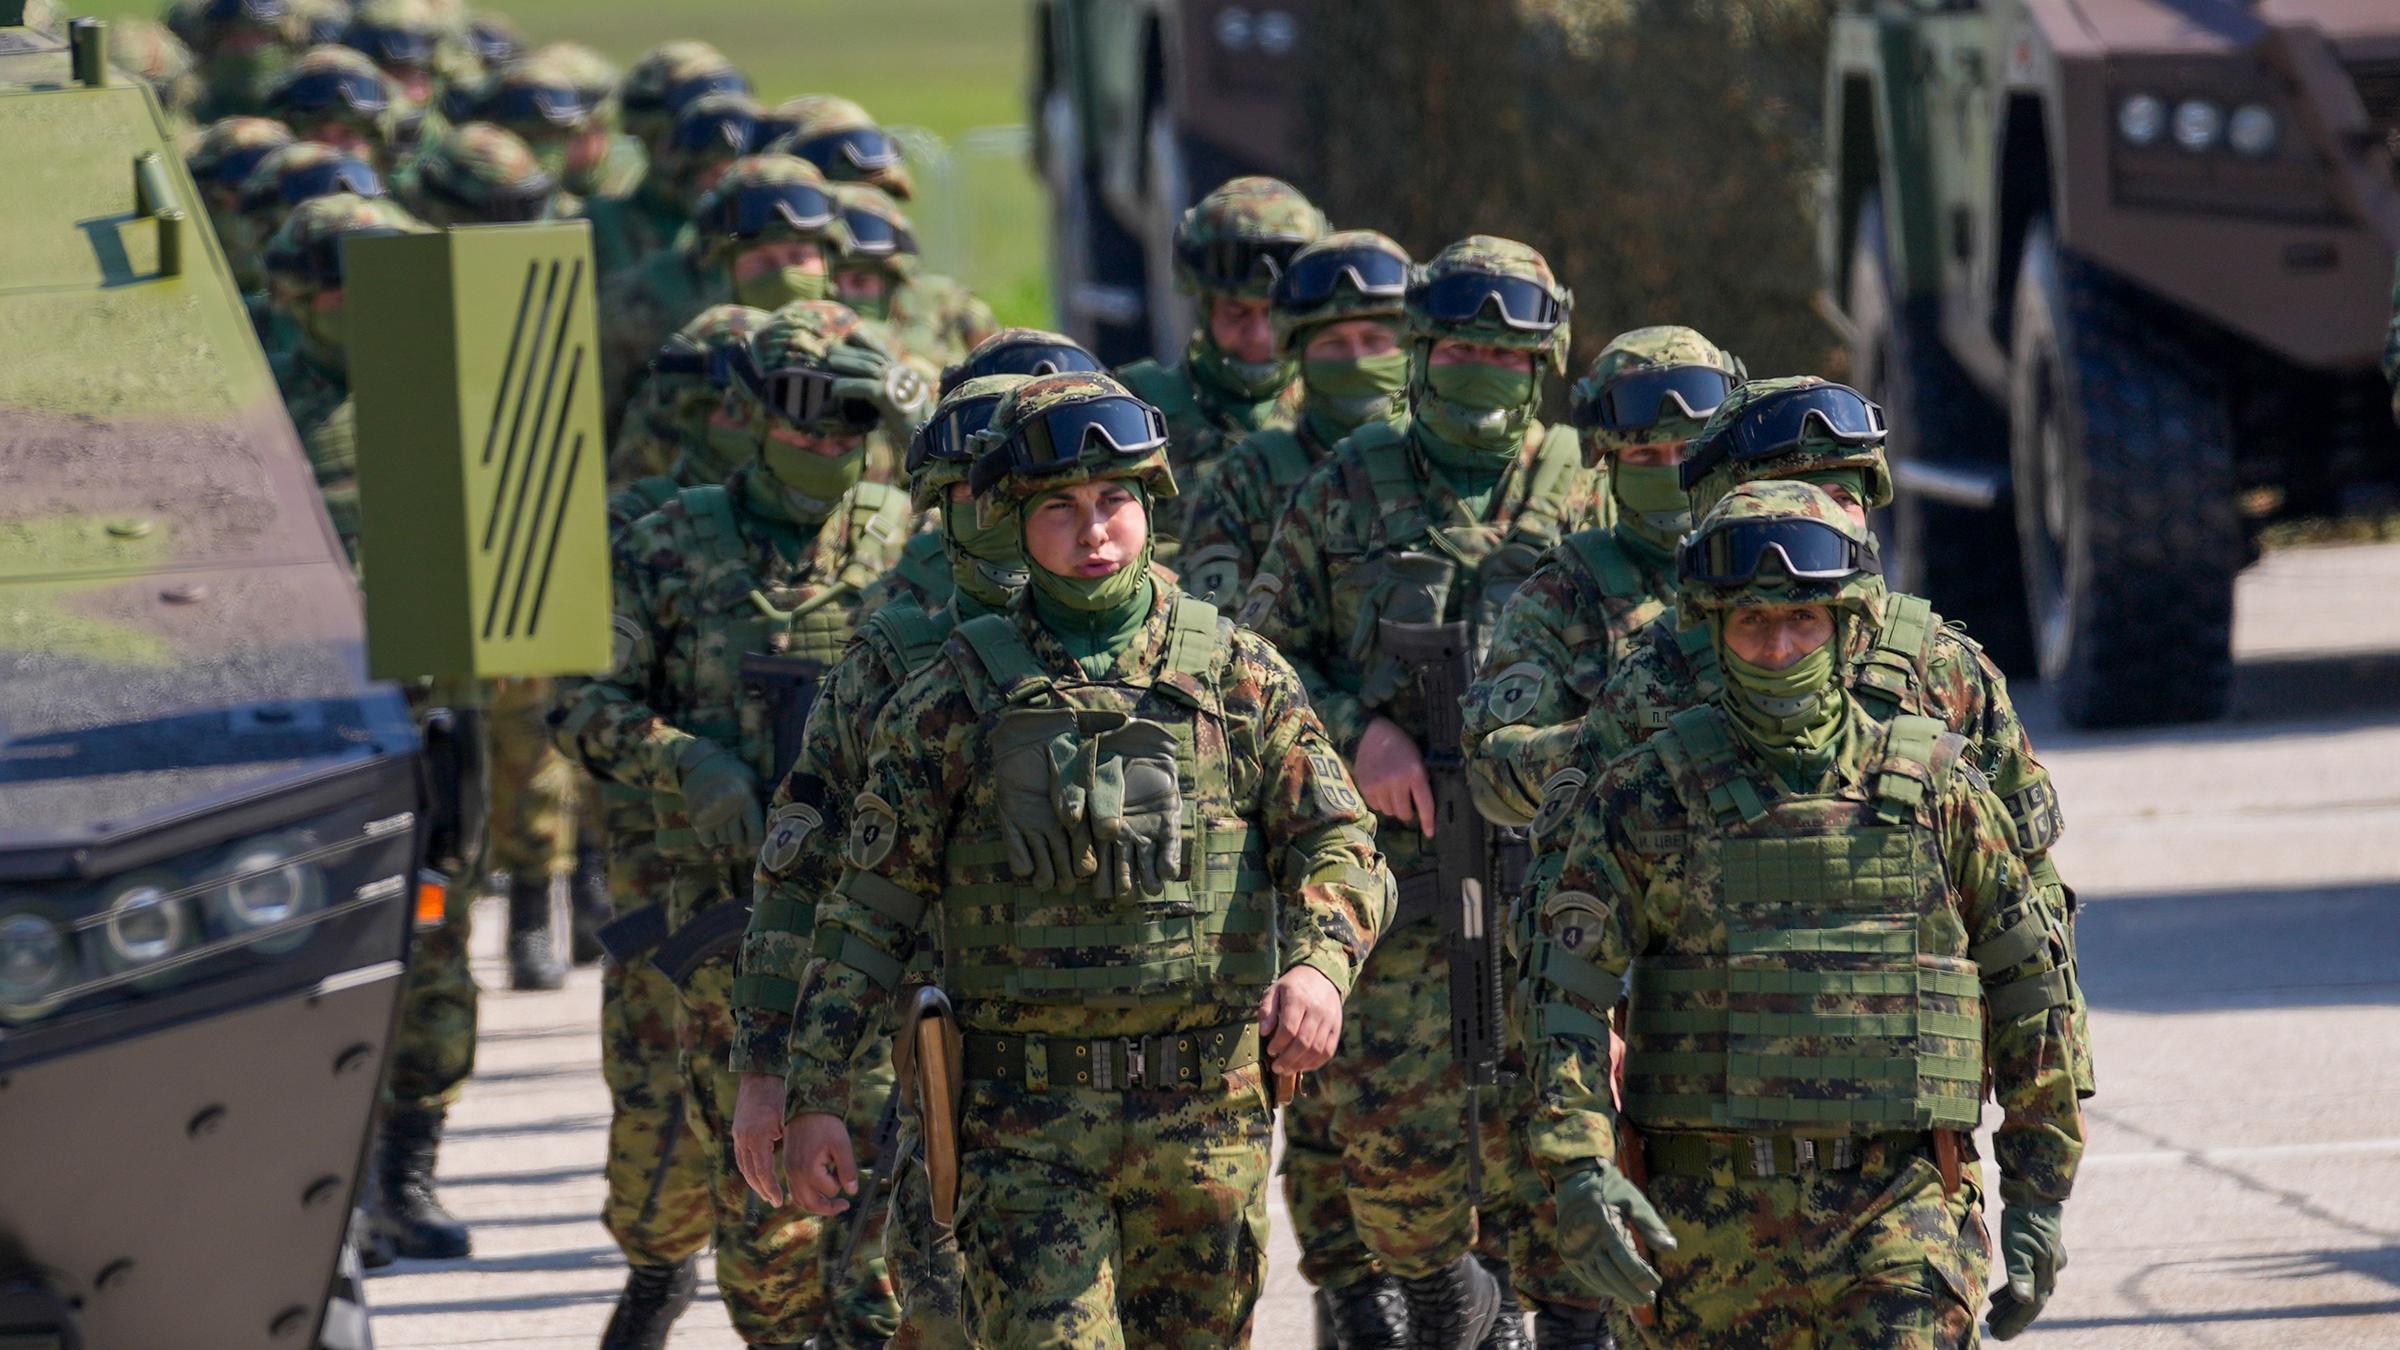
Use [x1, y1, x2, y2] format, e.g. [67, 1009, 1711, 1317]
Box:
[854, 597, 954, 686]
[1330, 420, 1585, 709]
[889, 529, 955, 612]
[1554, 527, 1674, 692]
[932, 596, 1279, 1007]
[1615, 706, 1986, 1134]
[607, 473, 682, 532]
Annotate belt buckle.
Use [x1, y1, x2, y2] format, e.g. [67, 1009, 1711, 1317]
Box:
[1793, 1139, 1816, 1171]
[1122, 1037, 1145, 1090]
[1748, 1136, 1775, 1179]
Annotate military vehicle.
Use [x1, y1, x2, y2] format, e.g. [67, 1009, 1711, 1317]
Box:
[1821, 0, 2400, 727]
[0, 11, 605, 1348]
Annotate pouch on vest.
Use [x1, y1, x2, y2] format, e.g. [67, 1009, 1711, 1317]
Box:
[1349, 549, 1457, 708]
[990, 706, 1093, 893]
[1083, 715, 1188, 900]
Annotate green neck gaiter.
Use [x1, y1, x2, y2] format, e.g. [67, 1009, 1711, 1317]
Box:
[733, 264, 829, 311]
[838, 272, 892, 321]
[1031, 566, 1155, 676]
[1301, 350, 1410, 439]
[1716, 621, 1845, 790]
[735, 467, 821, 555]
[1611, 461, 1690, 556]
[1411, 419, 1511, 518]
[943, 496, 1027, 611]
[1417, 359, 1535, 471]
[1188, 332, 1292, 406]
[1792, 467, 1873, 517]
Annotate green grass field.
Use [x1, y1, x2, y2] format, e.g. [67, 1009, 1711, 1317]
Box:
[91, 0, 1053, 324]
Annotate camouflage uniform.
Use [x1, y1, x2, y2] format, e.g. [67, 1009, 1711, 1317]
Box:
[783, 371, 1386, 1347]
[338, 0, 477, 151]
[1178, 229, 1413, 611]
[597, 153, 848, 443]
[557, 303, 925, 1345]
[1584, 377, 2093, 1099]
[769, 94, 916, 200]
[734, 375, 1032, 1349]
[1522, 482, 2083, 1346]
[530, 40, 642, 199]
[189, 115, 294, 294]
[263, 45, 405, 174]
[608, 302, 774, 485]
[175, 0, 315, 121]
[2385, 251, 2400, 427]
[586, 40, 748, 284]
[392, 119, 556, 229]
[1241, 237, 1588, 1341]
[1114, 176, 1323, 546]
[830, 183, 998, 371]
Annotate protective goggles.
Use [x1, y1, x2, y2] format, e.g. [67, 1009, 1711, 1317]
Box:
[840, 206, 917, 258]
[793, 126, 902, 174]
[703, 181, 837, 240]
[420, 167, 553, 223]
[1271, 244, 1410, 312]
[670, 106, 765, 157]
[907, 393, 1005, 475]
[951, 340, 1101, 385]
[469, 20, 520, 66]
[624, 69, 749, 120]
[1679, 517, 1880, 586]
[202, 0, 286, 25]
[272, 69, 390, 118]
[481, 82, 588, 128]
[1679, 384, 1885, 490]
[988, 396, 1167, 477]
[1577, 364, 1740, 432]
[343, 23, 434, 70]
[757, 366, 883, 432]
[239, 156, 384, 213]
[267, 224, 406, 287]
[1408, 270, 1566, 332]
[200, 144, 280, 189]
[1179, 233, 1307, 290]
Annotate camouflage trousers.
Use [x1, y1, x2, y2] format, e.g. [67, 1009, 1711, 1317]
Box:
[956, 1072, 1273, 1348]
[384, 875, 477, 1109]
[673, 873, 900, 1345]
[1278, 1076, 1380, 1289]
[887, 1104, 972, 1349]
[598, 829, 713, 1268]
[483, 677, 578, 879]
[1613, 1137, 1989, 1349]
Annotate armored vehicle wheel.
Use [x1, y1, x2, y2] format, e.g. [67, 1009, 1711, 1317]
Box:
[1846, 191, 2032, 670]
[2008, 221, 2238, 727]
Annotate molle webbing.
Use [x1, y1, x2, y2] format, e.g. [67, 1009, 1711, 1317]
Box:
[1254, 427, 1315, 489]
[1349, 421, 1429, 550]
[1655, 705, 1771, 827]
[1562, 529, 1643, 604]
[860, 601, 952, 681]
[1852, 593, 1936, 718]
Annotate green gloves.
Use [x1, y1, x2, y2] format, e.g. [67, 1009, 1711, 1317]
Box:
[992, 708, 1089, 892]
[1557, 1164, 1676, 1307]
[1085, 718, 1185, 899]
[824, 337, 933, 436]
[1986, 1200, 2066, 1339]
[677, 746, 764, 855]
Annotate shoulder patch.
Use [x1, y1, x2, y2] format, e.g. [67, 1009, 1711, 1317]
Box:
[1541, 888, 1610, 956]
[845, 791, 899, 869]
[609, 613, 646, 674]
[1236, 571, 1283, 629]
[1484, 661, 1550, 726]
[1182, 543, 1247, 609]
[758, 801, 825, 874]
[1306, 749, 1362, 816]
[1529, 766, 1587, 842]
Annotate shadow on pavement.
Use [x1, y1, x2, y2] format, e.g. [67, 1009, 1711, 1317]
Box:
[2077, 881, 2400, 1013]
[2032, 1295, 2400, 1332]
[2016, 648, 2400, 748]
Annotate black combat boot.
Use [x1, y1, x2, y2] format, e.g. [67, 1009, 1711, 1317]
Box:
[506, 876, 566, 991]
[369, 1105, 472, 1260]
[569, 838, 609, 966]
[1530, 1300, 1614, 1350]
[1401, 1255, 1502, 1350]
[1477, 1256, 1531, 1349]
[350, 1198, 393, 1271]
[598, 1257, 697, 1350]
[1315, 1271, 1409, 1348]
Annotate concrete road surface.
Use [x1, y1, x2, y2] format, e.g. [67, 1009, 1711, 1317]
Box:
[368, 540, 2400, 1348]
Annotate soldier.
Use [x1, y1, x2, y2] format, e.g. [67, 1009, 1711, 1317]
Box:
[1523, 479, 2082, 1346]
[589, 40, 749, 282]
[187, 115, 295, 313]
[174, 0, 312, 121]
[339, 0, 482, 149]
[774, 369, 1385, 1346]
[556, 302, 926, 1348]
[855, 372, 1046, 618]
[393, 119, 555, 226]
[939, 325, 1106, 390]
[728, 374, 1034, 1350]
[596, 153, 848, 441]
[770, 93, 915, 200]
[531, 40, 644, 198]
[829, 183, 999, 370]
[1178, 229, 1414, 611]
[1116, 176, 1324, 514]
[112, 19, 204, 136]
[465, 9, 520, 67]
[264, 45, 405, 173]
[609, 301, 775, 484]
[1243, 235, 1593, 1349]
[237, 142, 384, 371]
[1585, 377, 2093, 1101]
[455, 52, 614, 208]
[655, 89, 773, 214]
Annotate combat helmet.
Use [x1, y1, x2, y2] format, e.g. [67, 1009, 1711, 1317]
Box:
[909, 373, 1030, 512]
[938, 327, 1102, 397]
[465, 10, 520, 68]
[968, 371, 1178, 520]
[175, 0, 310, 114]
[645, 302, 773, 483]
[399, 120, 555, 225]
[266, 45, 402, 163]
[1404, 235, 1572, 373]
[828, 183, 918, 319]
[340, 0, 452, 103]
[1172, 175, 1324, 300]
[190, 116, 295, 282]
[1569, 326, 1744, 460]
[689, 154, 847, 267]
[655, 89, 769, 207]
[1677, 479, 1883, 618]
[460, 51, 601, 190]
[772, 94, 912, 199]
[1269, 228, 1411, 356]
[112, 20, 204, 123]
[620, 39, 745, 157]
[262, 192, 428, 363]
[719, 300, 895, 519]
[1680, 375, 1893, 519]
[237, 142, 385, 266]
[532, 41, 621, 121]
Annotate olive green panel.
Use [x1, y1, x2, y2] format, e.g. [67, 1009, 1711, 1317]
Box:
[346, 224, 611, 681]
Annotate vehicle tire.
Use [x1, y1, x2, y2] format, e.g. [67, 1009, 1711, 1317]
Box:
[1040, 89, 1151, 365]
[2008, 220, 2238, 727]
[317, 1233, 375, 1350]
[1140, 106, 1193, 365]
[1845, 190, 2032, 670]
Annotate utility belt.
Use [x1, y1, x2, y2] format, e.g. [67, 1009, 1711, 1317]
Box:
[960, 1021, 1258, 1092]
[1638, 1128, 1973, 1185]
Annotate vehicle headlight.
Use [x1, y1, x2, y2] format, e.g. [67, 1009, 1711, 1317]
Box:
[1214, 7, 1253, 50]
[2172, 98, 2223, 151]
[2116, 93, 2166, 147]
[205, 837, 326, 956]
[1256, 9, 1296, 55]
[0, 910, 75, 1021]
[95, 875, 195, 978]
[2227, 103, 2277, 157]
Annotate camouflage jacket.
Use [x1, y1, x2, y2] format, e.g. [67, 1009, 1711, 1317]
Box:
[1176, 406, 1380, 609]
[597, 246, 728, 446]
[2385, 252, 2400, 427]
[271, 346, 360, 569]
[582, 179, 688, 287]
[1461, 524, 1677, 827]
[854, 528, 952, 616]
[781, 583, 1388, 1115]
[1522, 695, 2083, 1207]
[554, 468, 912, 868]
[1242, 418, 1600, 877]
[729, 585, 1008, 1076]
[884, 268, 998, 371]
[1117, 348, 1305, 539]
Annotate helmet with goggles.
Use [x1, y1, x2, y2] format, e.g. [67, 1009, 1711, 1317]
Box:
[1172, 175, 1325, 300]
[967, 371, 1178, 511]
[658, 90, 769, 202]
[1677, 479, 1883, 618]
[770, 94, 913, 200]
[938, 327, 1103, 396]
[265, 45, 400, 146]
[1270, 229, 1412, 357]
[1404, 235, 1572, 373]
[1569, 325, 1743, 459]
[262, 191, 426, 296]
[1681, 375, 1893, 517]
[400, 120, 556, 226]
[639, 303, 773, 481]
[689, 154, 846, 266]
[238, 142, 386, 259]
[909, 373, 1031, 511]
[831, 183, 918, 271]
[620, 40, 746, 151]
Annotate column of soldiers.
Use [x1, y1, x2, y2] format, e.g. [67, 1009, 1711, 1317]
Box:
[181, 4, 2097, 1340]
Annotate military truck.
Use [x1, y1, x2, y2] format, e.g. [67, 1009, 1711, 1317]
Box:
[1821, 0, 2400, 727]
[0, 12, 605, 1348]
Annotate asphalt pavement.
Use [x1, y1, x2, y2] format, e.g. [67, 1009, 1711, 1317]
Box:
[367, 539, 2400, 1348]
